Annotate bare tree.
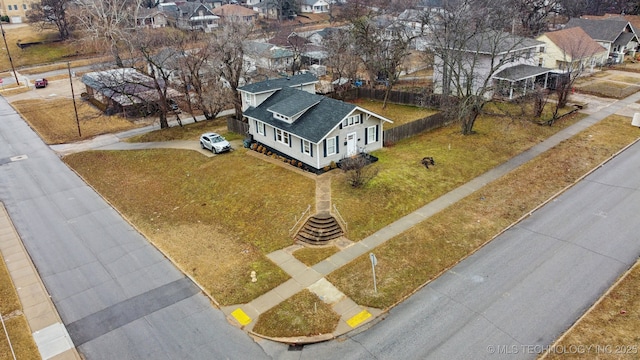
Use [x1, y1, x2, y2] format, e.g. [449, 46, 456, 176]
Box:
[546, 28, 605, 124]
[210, 20, 252, 120]
[71, 0, 142, 67]
[558, 0, 630, 17]
[340, 155, 378, 188]
[122, 29, 182, 128]
[173, 33, 233, 121]
[514, 0, 560, 36]
[26, 0, 72, 40]
[323, 29, 360, 87]
[351, 15, 415, 108]
[424, 0, 538, 135]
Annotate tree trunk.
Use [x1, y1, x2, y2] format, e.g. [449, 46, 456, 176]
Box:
[382, 83, 392, 109]
[461, 106, 480, 135]
[159, 112, 169, 129]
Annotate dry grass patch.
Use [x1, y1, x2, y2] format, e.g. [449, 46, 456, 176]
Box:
[607, 74, 640, 84]
[126, 117, 232, 142]
[0, 26, 82, 71]
[12, 99, 140, 144]
[0, 254, 39, 359]
[349, 99, 438, 128]
[293, 246, 340, 266]
[328, 115, 638, 309]
[63, 148, 315, 305]
[0, 86, 30, 96]
[252, 289, 340, 337]
[333, 111, 583, 242]
[546, 259, 640, 360]
[576, 81, 640, 99]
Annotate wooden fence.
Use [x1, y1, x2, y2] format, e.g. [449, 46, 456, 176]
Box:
[383, 113, 451, 145]
[227, 117, 249, 136]
[329, 88, 443, 108]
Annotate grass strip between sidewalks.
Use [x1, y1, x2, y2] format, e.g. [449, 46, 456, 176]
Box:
[0, 252, 39, 360]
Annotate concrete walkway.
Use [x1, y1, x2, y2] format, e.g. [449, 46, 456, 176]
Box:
[0, 204, 80, 360]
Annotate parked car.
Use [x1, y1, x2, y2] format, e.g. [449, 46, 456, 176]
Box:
[168, 99, 180, 112]
[34, 78, 48, 88]
[200, 132, 231, 154]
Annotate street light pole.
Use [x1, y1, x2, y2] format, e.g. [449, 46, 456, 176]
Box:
[0, 16, 19, 85]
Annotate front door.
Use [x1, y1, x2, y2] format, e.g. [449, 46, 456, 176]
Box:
[346, 132, 357, 156]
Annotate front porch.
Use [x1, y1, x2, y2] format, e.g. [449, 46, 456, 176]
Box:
[493, 64, 554, 100]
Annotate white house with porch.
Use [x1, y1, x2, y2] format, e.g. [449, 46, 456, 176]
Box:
[239, 74, 392, 171]
[433, 30, 553, 100]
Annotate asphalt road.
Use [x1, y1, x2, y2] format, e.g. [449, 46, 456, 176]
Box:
[0, 96, 268, 358]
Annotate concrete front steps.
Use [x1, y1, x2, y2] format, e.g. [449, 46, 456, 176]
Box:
[295, 213, 343, 245]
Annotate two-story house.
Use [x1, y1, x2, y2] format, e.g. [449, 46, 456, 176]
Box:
[239, 74, 392, 171]
[433, 30, 553, 100]
[564, 17, 639, 63]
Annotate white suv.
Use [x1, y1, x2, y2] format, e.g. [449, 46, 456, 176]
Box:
[200, 133, 231, 154]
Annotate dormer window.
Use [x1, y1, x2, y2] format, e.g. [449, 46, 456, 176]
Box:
[343, 114, 360, 127]
[273, 112, 291, 122]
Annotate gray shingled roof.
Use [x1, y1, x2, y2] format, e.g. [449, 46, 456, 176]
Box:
[565, 18, 630, 42]
[460, 30, 543, 54]
[244, 87, 356, 143]
[493, 64, 553, 82]
[614, 31, 637, 46]
[238, 73, 318, 94]
[267, 89, 320, 117]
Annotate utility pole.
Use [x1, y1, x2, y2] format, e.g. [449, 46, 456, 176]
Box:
[68, 62, 81, 137]
[0, 15, 19, 85]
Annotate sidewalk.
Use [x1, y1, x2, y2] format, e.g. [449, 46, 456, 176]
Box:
[0, 204, 80, 360]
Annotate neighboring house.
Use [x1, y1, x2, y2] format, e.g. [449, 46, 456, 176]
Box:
[397, 9, 430, 50]
[172, 2, 220, 32]
[81, 68, 181, 115]
[212, 4, 259, 23]
[433, 31, 553, 100]
[564, 17, 639, 63]
[0, 0, 38, 23]
[299, 0, 329, 13]
[252, 0, 280, 19]
[243, 41, 295, 72]
[536, 27, 608, 71]
[136, 8, 170, 28]
[239, 74, 392, 171]
[307, 27, 341, 46]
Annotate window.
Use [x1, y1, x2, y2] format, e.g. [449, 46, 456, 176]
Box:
[367, 126, 376, 144]
[538, 57, 543, 67]
[342, 114, 360, 128]
[538, 46, 545, 53]
[22, 4, 26, 9]
[256, 121, 265, 136]
[276, 129, 290, 145]
[302, 140, 311, 156]
[326, 137, 336, 155]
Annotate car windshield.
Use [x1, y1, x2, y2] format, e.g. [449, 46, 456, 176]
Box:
[211, 135, 224, 143]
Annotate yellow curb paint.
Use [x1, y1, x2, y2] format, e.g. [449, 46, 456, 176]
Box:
[346, 309, 371, 328]
[231, 308, 252, 326]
